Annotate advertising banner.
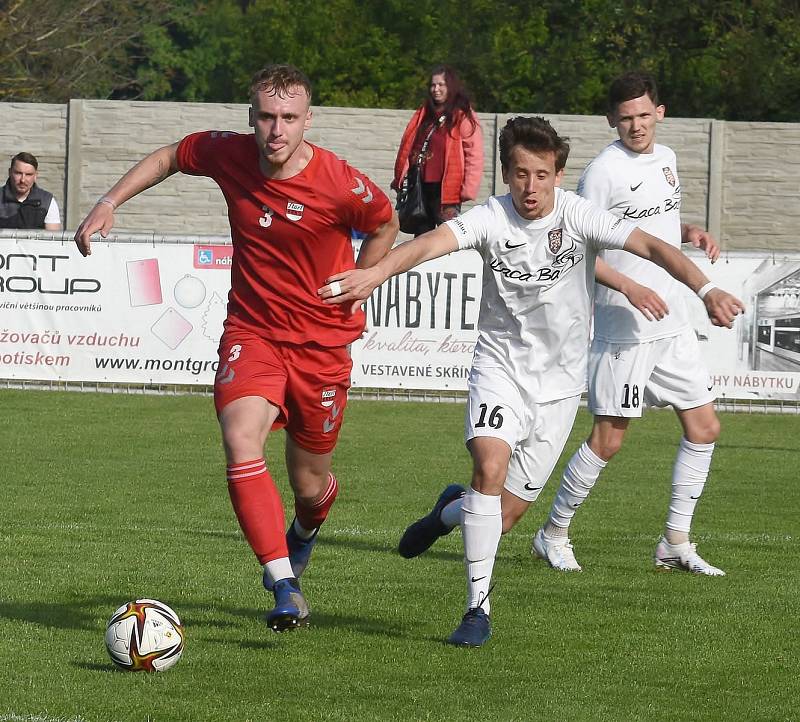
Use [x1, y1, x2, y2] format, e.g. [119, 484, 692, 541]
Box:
[2, 236, 799, 400]
[681, 250, 800, 401]
[349, 250, 482, 390]
[0, 238, 231, 385]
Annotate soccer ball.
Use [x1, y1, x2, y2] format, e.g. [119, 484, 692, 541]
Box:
[104, 599, 184, 672]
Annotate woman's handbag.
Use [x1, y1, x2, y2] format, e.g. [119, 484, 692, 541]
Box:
[396, 164, 428, 235]
[396, 115, 444, 235]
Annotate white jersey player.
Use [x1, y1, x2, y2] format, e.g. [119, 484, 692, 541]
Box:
[535, 71, 734, 577]
[320, 116, 743, 647]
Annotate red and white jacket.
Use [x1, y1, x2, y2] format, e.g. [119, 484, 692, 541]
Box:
[393, 107, 484, 205]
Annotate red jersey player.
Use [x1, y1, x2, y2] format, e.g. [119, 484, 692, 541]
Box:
[74, 65, 399, 632]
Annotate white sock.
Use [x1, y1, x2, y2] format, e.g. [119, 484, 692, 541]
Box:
[547, 442, 607, 534]
[263, 557, 295, 586]
[440, 497, 464, 529]
[666, 437, 714, 534]
[292, 518, 316, 540]
[461, 488, 502, 614]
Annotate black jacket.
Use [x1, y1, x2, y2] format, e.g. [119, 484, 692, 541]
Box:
[0, 180, 55, 229]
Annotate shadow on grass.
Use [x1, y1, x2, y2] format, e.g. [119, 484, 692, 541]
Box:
[320, 534, 463, 562]
[0, 596, 410, 646]
[0, 596, 123, 631]
[717, 443, 800, 453]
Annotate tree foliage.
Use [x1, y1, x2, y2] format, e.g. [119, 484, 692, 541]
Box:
[0, 0, 171, 102]
[3, 0, 798, 120]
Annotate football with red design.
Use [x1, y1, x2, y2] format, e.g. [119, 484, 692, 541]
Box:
[104, 599, 184, 672]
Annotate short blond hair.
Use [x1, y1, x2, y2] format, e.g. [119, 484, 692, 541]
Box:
[249, 64, 312, 103]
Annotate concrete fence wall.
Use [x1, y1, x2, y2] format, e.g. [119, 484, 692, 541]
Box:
[1, 100, 798, 250]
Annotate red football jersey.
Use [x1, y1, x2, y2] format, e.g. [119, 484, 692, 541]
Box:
[177, 131, 392, 346]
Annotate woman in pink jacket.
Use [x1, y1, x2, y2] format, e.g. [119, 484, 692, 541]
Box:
[393, 65, 484, 235]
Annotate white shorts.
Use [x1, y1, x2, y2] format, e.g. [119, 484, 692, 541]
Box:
[588, 328, 716, 418]
[465, 366, 582, 502]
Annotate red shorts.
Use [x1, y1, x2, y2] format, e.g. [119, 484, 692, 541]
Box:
[214, 327, 352, 454]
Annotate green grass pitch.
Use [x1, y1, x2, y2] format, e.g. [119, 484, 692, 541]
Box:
[0, 389, 797, 722]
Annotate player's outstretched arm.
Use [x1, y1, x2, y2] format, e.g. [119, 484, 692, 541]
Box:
[623, 228, 744, 328]
[319, 223, 459, 315]
[74, 143, 181, 257]
[356, 210, 400, 269]
[681, 223, 720, 263]
[594, 257, 669, 321]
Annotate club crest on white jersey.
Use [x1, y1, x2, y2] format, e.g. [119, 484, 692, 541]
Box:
[548, 228, 563, 254]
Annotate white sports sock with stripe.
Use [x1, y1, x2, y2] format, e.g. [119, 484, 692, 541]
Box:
[461, 488, 502, 614]
[666, 437, 714, 535]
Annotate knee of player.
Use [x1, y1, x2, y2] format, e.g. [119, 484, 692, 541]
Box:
[221, 424, 266, 460]
[588, 435, 622, 461]
[471, 459, 509, 490]
[501, 509, 524, 534]
[690, 417, 721, 445]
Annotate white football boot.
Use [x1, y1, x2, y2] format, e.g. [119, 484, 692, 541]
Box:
[653, 537, 726, 576]
[532, 528, 582, 572]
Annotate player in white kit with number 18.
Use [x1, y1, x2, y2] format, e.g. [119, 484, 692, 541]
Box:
[320, 116, 743, 647]
[534, 71, 731, 576]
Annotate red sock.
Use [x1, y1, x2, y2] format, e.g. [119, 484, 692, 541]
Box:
[227, 459, 287, 565]
[295, 473, 339, 531]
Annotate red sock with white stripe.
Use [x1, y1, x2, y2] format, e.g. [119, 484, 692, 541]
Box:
[227, 458, 288, 564]
[293, 473, 339, 539]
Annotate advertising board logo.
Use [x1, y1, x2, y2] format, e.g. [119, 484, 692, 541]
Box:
[193, 245, 233, 270]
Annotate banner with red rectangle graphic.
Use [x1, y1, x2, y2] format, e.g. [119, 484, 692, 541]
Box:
[1, 236, 799, 400]
[0, 237, 231, 384]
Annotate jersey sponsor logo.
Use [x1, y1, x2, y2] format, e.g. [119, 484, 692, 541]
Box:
[662, 167, 676, 187]
[453, 218, 468, 236]
[630, 181, 643, 191]
[548, 228, 563, 254]
[489, 238, 583, 285]
[351, 177, 373, 204]
[286, 201, 304, 221]
[622, 196, 681, 221]
[321, 387, 336, 408]
[258, 205, 274, 228]
[504, 240, 526, 250]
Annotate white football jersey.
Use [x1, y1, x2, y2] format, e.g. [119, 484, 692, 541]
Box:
[446, 189, 633, 402]
[580, 141, 691, 342]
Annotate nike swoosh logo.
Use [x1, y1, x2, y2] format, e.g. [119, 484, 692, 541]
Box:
[523, 482, 543, 491]
[505, 241, 525, 249]
[630, 182, 643, 191]
[690, 495, 701, 500]
[470, 576, 487, 583]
